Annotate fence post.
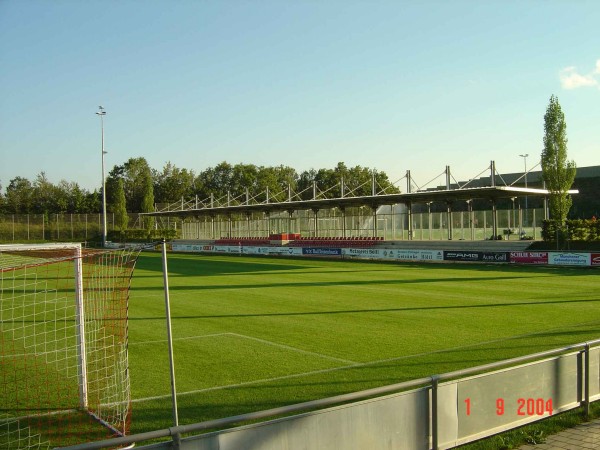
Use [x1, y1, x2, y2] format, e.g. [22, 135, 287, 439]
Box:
[431, 375, 439, 450]
[584, 343, 590, 418]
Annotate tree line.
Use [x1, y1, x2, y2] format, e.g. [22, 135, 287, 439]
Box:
[0, 160, 400, 216]
[1, 95, 579, 225]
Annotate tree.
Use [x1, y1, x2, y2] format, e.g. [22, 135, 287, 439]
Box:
[5, 176, 33, 213]
[153, 162, 196, 204]
[141, 172, 155, 231]
[542, 95, 577, 223]
[113, 178, 129, 232]
[31, 172, 56, 214]
[107, 157, 154, 212]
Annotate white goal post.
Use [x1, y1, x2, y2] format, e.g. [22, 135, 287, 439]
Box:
[0, 243, 140, 449]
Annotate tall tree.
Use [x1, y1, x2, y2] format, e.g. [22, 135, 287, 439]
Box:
[113, 178, 129, 231]
[141, 172, 155, 230]
[5, 176, 33, 213]
[32, 172, 56, 214]
[107, 157, 154, 212]
[153, 162, 196, 204]
[542, 95, 577, 223]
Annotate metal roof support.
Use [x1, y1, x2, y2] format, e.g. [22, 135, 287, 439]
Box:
[313, 181, 317, 200]
[407, 201, 413, 241]
[406, 170, 412, 194]
[446, 201, 453, 240]
[467, 200, 474, 241]
[372, 206, 377, 238]
[491, 199, 498, 239]
[427, 202, 432, 240]
[265, 212, 271, 236]
[446, 166, 451, 190]
[287, 210, 293, 234]
[490, 161, 496, 187]
[372, 171, 376, 196]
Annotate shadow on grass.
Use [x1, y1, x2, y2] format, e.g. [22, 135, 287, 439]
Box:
[135, 252, 599, 277]
[128, 297, 600, 321]
[131, 273, 536, 292]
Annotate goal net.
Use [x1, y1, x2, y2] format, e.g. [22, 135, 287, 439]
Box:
[0, 243, 141, 449]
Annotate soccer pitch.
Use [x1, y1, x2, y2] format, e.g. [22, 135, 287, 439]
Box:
[127, 252, 600, 435]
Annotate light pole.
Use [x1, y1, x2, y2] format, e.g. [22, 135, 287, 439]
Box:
[96, 106, 107, 247]
[519, 153, 529, 228]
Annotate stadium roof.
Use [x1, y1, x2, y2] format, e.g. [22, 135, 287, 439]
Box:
[146, 186, 576, 218]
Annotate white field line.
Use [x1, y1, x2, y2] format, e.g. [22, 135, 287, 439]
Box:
[129, 332, 357, 365]
[131, 321, 600, 404]
[227, 333, 358, 365]
[128, 332, 230, 346]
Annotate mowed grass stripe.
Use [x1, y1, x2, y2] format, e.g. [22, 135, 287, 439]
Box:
[127, 253, 600, 434]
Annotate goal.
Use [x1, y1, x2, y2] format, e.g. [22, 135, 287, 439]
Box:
[0, 243, 140, 448]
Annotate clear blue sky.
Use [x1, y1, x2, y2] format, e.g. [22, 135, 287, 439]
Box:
[1, 0, 599, 192]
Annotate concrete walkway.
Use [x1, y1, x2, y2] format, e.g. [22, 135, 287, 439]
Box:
[518, 417, 600, 449]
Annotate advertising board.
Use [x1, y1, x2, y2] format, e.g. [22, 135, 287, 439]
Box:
[172, 244, 213, 252]
[302, 247, 342, 256]
[269, 247, 303, 256]
[343, 248, 382, 259]
[548, 252, 591, 266]
[444, 251, 480, 262]
[443, 251, 510, 263]
[343, 248, 444, 262]
[510, 252, 548, 264]
[592, 254, 600, 266]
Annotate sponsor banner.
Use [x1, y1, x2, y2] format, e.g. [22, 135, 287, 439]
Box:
[480, 252, 510, 263]
[344, 248, 444, 262]
[342, 248, 382, 259]
[241, 246, 262, 255]
[510, 252, 548, 264]
[444, 251, 480, 262]
[174, 244, 214, 252]
[420, 250, 444, 261]
[443, 251, 509, 263]
[302, 247, 342, 256]
[269, 247, 303, 256]
[549, 252, 591, 266]
[592, 254, 600, 266]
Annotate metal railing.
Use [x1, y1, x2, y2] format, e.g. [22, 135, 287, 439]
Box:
[59, 338, 600, 450]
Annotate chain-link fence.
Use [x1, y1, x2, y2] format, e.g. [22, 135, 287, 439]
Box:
[0, 213, 169, 243]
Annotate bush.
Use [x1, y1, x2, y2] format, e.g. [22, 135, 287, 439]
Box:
[542, 219, 599, 242]
[107, 228, 179, 242]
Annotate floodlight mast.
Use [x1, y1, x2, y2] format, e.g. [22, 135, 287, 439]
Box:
[96, 106, 107, 248]
[519, 153, 529, 225]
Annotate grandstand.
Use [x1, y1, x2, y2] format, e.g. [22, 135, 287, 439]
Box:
[215, 235, 383, 248]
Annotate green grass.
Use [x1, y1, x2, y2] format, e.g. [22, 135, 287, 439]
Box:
[126, 253, 600, 439]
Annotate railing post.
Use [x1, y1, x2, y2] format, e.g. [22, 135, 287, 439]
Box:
[161, 240, 179, 429]
[584, 343, 590, 418]
[431, 375, 439, 450]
